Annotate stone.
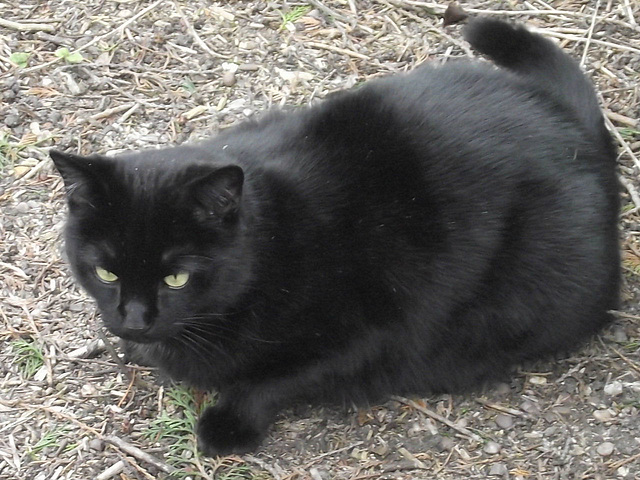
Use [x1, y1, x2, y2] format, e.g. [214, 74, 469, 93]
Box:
[529, 376, 547, 385]
[489, 463, 508, 476]
[439, 436, 455, 451]
[604, 381, 623, 396]
[612, 326, 628, 343]
[593, 409, 614, 422]
[5, 114, 21, 127]
[520, 400, 540, 414]
[14, 201, 29, 213]
[596, 442, 614, 457]
[88, 438, 104, 451]
[484, 441, 501, 454]
[222, 70, 236, 86]
[239, 63, 260, 71]
[495, 414, 514, 429]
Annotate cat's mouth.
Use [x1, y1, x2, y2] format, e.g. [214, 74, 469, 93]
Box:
[106, 325, 171, 344]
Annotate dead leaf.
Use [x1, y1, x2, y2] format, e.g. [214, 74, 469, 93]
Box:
[443, 2, 468, 27]
[28, 87, 62, 97]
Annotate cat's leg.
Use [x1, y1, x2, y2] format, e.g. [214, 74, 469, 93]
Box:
[197, 336, 387, 455]
[196, 383, 280, 456]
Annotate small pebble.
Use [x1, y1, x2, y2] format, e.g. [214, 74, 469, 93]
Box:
[520, 400, 540, 414]
[617, 466, 630, 477]
[222, 70, 236, 87]
[596, 442, 615, 457]
[5, 114, 21, 127]
[239, 40, 258, 50]
[48, 111, 63, 123]
[81, 384, 98, 396]
[553, 406, 571, 415]
[88, 438, 104, 451]
[529, 375, 547, 385]
[604, 381, 623, 396]
[15, 201, 29, 213]
[495, 414, 514, 429]
[571, 445, 585, 456]
[563, 377, 579, 393]
[238, 63, 260, 71]
[483, 441, 502, 455]
[69, 302, 86, 312]
[612, 326, 628, 343]
[371, 442, 389, 456]
[439, 437, 455, 451]
[489, 463, 508, 476]
[593, 409, 614, 422]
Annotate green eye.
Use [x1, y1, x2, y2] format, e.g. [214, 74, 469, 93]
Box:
[163, 272, 189, 289]
[95, 266, 118, 283]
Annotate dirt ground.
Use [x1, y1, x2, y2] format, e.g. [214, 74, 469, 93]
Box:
[1, 1, 639, 479]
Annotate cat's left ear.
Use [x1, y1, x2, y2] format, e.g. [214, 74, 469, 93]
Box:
[49, 150, 112, 210]
[191, 165, 244, 220]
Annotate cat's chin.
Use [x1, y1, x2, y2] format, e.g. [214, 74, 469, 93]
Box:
[108, 328, 166, 345]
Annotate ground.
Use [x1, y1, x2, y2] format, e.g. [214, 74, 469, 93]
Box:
[1, 1, 639, 479]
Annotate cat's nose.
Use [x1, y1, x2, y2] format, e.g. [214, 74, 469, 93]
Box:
[122, 300, 150, 332]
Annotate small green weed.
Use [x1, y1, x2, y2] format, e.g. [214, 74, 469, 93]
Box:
[27, 427, 69, 459]
[181, 78, 197, 94]
[0, 131, 55, 170]
[144, 385, 216, 478]
[0, 132, 19, 167]
[9, 52, 29, 68]
[216, 466, 257, 480]
[618, 127, 640, 140]
[54, 47, 84, 64]
[11, 338, 45, 379]
[623, 341, 639, 352]
[279, 5, 311, 31]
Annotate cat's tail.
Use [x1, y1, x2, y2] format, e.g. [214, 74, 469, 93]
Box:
[464, 18, 607, 143]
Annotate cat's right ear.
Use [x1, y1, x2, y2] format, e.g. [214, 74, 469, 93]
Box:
[188, 165, 245, 223]
[50, 150, 111, 210]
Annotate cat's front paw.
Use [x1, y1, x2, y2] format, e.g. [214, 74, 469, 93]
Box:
[196, 405, 265, 456]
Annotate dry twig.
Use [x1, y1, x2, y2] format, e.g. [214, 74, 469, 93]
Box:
[392, 396, 483, 442]
[0, 17, 55, 32]
[580, 0, 601, 68]
[103, 435, 176, 474]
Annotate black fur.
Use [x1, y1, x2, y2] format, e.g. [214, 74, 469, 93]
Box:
[51, 19, 619, 455]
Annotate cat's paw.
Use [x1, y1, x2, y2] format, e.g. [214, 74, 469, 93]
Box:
[196, 405, 264, 456]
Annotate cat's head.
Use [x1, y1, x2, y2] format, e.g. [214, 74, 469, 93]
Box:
[50, 148, 254, 344]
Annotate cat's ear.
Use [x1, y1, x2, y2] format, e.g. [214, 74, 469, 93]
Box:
[190, 165, 244, 221]
[50, 150, 111, 210]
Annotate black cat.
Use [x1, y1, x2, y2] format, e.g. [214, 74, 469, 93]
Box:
[51, 19, 619, 456]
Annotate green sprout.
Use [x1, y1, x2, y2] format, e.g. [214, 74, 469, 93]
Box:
[279, 5, 311, 31]
[11, 338, 45, 379]
[9, 52, 29, 68]
[144, 385, 216, 477]
[27, 427, 69, 459]
[54, 47, 84, 64]
[618, 127, 640, 140]
[182, 78, 197, 94]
